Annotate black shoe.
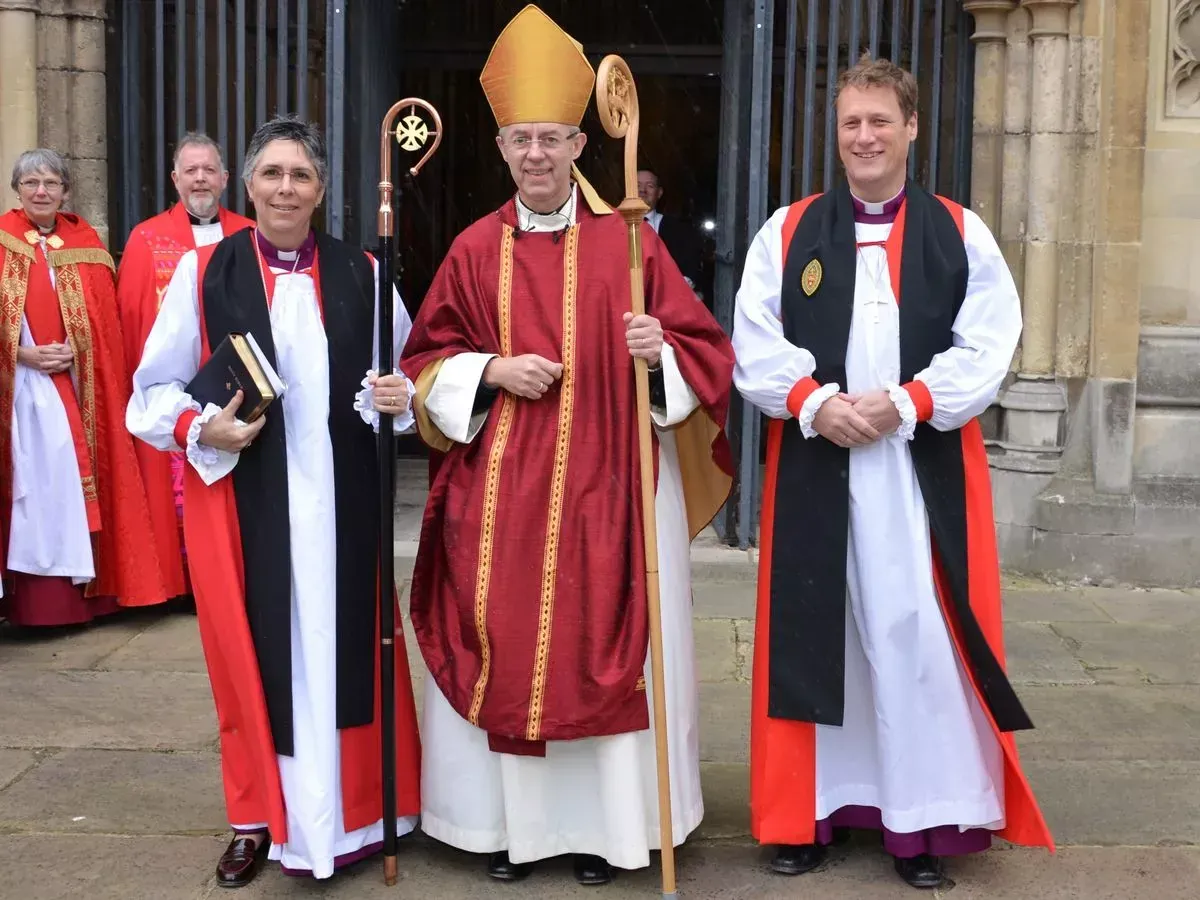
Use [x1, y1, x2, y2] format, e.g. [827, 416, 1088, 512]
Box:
[487, 851, 534, 881]
[215, 833, 270, 888]
[769, 843, 826, 875]
[572, 854, 612, 885]
[893, 853, 946, 889]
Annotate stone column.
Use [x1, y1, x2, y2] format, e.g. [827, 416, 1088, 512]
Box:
[995, 0, 1076, 471]
[1088, 0, 1150, 494]
[1000, 8, 1031, 301]
[37, 0, 109, 245]
[964, 1, 1017, 233]
[0, 0, 39, 189]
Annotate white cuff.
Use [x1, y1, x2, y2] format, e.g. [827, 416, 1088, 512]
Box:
[650, 343, 701, 428]
[187, 403, 241, 486]
[884, 381, 917, 441]
[355, 369, 416, 434]
[798, 382, 840, 439]
[426, 352, 497, 444]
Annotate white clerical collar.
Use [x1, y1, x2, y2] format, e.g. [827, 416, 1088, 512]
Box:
[516, 184, 577, 233]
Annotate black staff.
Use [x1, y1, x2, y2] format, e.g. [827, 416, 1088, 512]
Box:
[375, 98, 442, 886]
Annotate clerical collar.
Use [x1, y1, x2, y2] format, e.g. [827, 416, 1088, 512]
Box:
[515, 184, 577, 233]
[187, 211, 217, 227]
[255, 228, 316, 270]
[851, 187, 905, 224]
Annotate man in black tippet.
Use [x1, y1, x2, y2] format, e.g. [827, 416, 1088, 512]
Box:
[731, 55, 1054, 890]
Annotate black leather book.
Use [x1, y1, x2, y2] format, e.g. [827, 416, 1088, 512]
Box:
[185, 332, 284, 423]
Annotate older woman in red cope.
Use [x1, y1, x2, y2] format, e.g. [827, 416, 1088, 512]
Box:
[0, 148, 165, 626]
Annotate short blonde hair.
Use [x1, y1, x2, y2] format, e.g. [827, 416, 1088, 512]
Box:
[835, 53, 918, 123]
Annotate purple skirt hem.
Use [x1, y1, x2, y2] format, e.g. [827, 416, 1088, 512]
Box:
[279, 840, 385, 877]
[816, 805, 993, 858]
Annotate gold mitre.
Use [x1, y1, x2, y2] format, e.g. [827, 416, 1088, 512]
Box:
[480, 5, 595, 127]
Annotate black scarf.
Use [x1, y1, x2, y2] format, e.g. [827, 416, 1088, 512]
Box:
[199, 228, 380, 756]
[767, 181, 1032, 734]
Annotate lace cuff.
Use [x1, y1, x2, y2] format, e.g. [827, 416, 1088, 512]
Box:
[798, 382, 841, 439]
[187, 403, 241, 486]
[885, 381, 918, 441]
[355, 369, 416, 434]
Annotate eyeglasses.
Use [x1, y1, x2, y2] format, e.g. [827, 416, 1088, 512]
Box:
[18, 178, 64, 193]
[254, 166, 317, 184]
[502, 133, 580, 153]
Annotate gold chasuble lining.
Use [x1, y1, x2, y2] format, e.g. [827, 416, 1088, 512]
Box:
[526, 224, 580, 741]
[467, 225, 518, 725]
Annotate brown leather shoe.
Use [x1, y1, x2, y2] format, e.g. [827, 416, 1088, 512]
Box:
[216, 834, 270, 888]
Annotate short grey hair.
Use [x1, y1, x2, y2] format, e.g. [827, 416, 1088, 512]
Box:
[242, 115, 327, 186]
[11, 148, 71, 192]
[173, 131, 225, 169]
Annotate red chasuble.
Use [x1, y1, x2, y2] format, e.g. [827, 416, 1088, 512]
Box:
[116, 202, 253, 596]
[401, 197, 734, 756]
[0, 208, 167, 606]
[749, 188, 1053, 851]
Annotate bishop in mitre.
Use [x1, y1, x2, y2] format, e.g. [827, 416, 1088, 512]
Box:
[400, 4, 735, 887]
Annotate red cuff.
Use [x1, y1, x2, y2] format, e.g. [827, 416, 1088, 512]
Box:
[174, 409, 200, 448]
[785, 377, 822, 419]
[902, 380, 934, 423]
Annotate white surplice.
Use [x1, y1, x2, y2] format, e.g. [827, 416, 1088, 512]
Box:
[417, 188, 706, 870]
[126, 245, 417, 878]
[732, 200, 1022, 834]
[7, 240, 94, 584]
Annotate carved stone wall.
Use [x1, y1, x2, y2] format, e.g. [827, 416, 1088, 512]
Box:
[1168, 0, 1200, 117]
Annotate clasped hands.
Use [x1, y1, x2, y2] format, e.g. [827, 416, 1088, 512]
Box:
[16, 342, 74, 374]
[812, 389, 902, 449]
[481, 313, 663, 400]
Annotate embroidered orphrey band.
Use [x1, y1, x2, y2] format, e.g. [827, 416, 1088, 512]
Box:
[0, 243, 29, 516]
[466, 225, 517, 726]
[55, 263, 98, 499]
[525, 224, 580, 741]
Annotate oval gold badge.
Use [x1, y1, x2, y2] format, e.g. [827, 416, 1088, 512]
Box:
[801, 258, 822, 296]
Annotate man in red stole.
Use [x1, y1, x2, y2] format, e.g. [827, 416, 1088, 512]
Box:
[0, 148, 166, 626]
[117, 132, 253, 601]
[732, 55, 1053, 890]
[400, 4, 734, 888]
[127, 117, 421, 887]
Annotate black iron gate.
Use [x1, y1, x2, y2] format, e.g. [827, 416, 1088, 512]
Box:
[105, 0, 974, 521]
[711, 0, 975, 548]
[107, 0, 354, 252]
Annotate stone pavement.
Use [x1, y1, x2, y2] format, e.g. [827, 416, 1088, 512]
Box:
[2, 568, 1199, 899]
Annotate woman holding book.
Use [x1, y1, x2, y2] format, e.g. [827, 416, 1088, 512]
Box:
[0, 148, 165, 625]
[125, 116, 422, 888]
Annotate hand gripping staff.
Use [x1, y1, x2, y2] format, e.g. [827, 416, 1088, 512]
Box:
[596, 54, 679, 899]
[375, 97, 442, 886]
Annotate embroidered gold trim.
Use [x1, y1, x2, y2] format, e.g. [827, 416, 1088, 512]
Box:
[466, 225, 517, 726]
[48, 247, 115, 273]
[0, 245, 30, 508]
[81, 474, 98, 504]
[525, 224, 579, 741]
[0, 230, 35, 259]
[55, 262, 99, 496]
